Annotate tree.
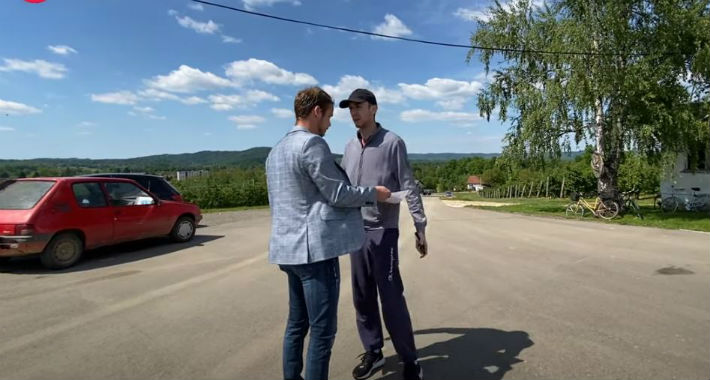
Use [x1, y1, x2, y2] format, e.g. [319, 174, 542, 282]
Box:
[469, 0, 709, 202]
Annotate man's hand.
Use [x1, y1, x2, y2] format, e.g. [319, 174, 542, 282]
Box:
[415, 231, 428, 258]
[375, 186, 391, 202]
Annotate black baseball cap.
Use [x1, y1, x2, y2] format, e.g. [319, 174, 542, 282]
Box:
[338, 88, 377, 108]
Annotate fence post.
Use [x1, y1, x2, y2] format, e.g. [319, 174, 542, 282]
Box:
[560, 176, 566, 198]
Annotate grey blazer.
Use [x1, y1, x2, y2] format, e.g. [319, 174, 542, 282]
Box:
[266, 126, 376, 265]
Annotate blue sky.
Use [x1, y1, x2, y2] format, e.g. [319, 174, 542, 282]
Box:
[1, 0, 513, 159]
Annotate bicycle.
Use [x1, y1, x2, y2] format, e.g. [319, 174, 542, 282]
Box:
[659, 186, 710, 213]
[565, 192, 620, 220]
[621, 188, 644, 219]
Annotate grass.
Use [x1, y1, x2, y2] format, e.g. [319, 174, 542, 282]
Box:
[445, 192, 710, 233]
[202, 205, 269, 214]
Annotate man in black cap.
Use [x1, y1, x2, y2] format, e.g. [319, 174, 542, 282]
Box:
[339, 89, 428, 380]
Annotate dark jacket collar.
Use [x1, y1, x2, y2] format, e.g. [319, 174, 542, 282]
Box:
[356, 123, 385, 146]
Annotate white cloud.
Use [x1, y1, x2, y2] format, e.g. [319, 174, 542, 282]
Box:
[208, 91, 277, 111]
[399, 77, 482, 110]
[211, 103, 234, 111]
[138, 88, 180, 101]
[436, 98, 468, 110]
[242, 0, 301, 11]
[400, 109, 482, 123]
[229, 115, 266, 124]
[323, 75, 404, 105]
[372, 14, 412, 39]
[133, 106, 155, 113]
[323, 75, 370, 100]
[146, 65, 233, 93]
[187, 2, 204, 11]
[225, 58, 317, 86]
[209, 94, 243, 111]
[137, 88, 204, 105]
[399, 78, 482, 99]
[0, 126, 15, 132]
[245, 89, 279, 102]
[454, 0, 545, 23]
[47, 45, 78, 55]
[128, 106, 166, 120]
[174, 14, 220, 34]
[271, 108, 293, 118]
[91, 91, 139, 105]
[453, 8, 490, 22]
[181, 96, 207, 105]
[0, 58, 67, 79]
[222, 35, 242, 44]
[236, 124, 258, 130]
[0, 99, 42, 115]
[77, 121, 96, 127]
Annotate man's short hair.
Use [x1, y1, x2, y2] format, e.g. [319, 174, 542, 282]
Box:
[294, 87, 333, 120]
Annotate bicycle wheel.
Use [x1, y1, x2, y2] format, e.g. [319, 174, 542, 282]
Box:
[597, 200, 619, 220]
[566, 203, 582, 217]
[661, 197, 680, 213]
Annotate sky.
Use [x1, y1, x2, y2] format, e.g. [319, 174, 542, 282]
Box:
[1, 0, 516, 159]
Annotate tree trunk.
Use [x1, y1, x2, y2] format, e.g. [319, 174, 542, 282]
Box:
[595, 99, 621, 203]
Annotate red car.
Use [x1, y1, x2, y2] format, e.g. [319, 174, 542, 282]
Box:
[0, 177, 202, 269]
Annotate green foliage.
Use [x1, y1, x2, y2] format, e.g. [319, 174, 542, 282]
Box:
[468, 0, 709, 198]
[172, 168, 268, 209]
[414, 148, 661, 196]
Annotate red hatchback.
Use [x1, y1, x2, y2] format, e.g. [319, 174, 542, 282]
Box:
[0, 177, 202, 269]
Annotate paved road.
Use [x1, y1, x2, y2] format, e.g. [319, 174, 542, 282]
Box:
[1, 198, 708, 379]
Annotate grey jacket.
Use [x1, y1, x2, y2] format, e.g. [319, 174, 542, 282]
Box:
[266, 126, 377, 265]
[341, 124, 427, 233]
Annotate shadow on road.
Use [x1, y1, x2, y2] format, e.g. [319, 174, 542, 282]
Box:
[0, 234, 224, 275]
[378, 327, 534, 380]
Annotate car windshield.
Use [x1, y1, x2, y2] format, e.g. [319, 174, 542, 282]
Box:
[0, 180, 55, 210]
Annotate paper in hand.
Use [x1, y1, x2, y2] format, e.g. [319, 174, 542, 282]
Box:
[383, 190, 410, 204]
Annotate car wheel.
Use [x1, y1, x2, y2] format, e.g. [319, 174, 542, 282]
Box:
[40, 233, 83, 269]
[170, 216, 195, 243]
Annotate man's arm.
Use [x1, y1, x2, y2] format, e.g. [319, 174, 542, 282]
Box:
[302, 136, 377, 208]
[393, 138, 427, 233]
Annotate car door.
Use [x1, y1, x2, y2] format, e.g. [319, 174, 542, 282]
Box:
[104, 181, 162, 242]
[70, 181, 114, 248]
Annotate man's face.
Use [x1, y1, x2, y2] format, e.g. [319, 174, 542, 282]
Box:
[348, 102, 376, 129]
[315, 104, 333, 136]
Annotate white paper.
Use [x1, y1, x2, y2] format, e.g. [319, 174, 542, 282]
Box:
[383, 190, 410, 204]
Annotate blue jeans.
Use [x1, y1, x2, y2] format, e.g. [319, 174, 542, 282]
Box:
[279, 257, 340, 380]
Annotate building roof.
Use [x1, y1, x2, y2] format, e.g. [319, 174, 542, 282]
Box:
[467, 175, 482, 185]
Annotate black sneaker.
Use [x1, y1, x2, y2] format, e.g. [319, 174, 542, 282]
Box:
[352, 350, 385, 380]
[403, 361, 423, 380]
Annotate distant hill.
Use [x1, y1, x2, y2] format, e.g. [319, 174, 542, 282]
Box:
[0, 148, 272, 170]
[0, 149, 583, 172]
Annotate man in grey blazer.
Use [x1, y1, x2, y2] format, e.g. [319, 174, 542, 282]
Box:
[266, 87, 391, 380]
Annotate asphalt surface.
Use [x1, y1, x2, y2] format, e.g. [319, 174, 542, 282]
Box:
[0, 198, 708, 379]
